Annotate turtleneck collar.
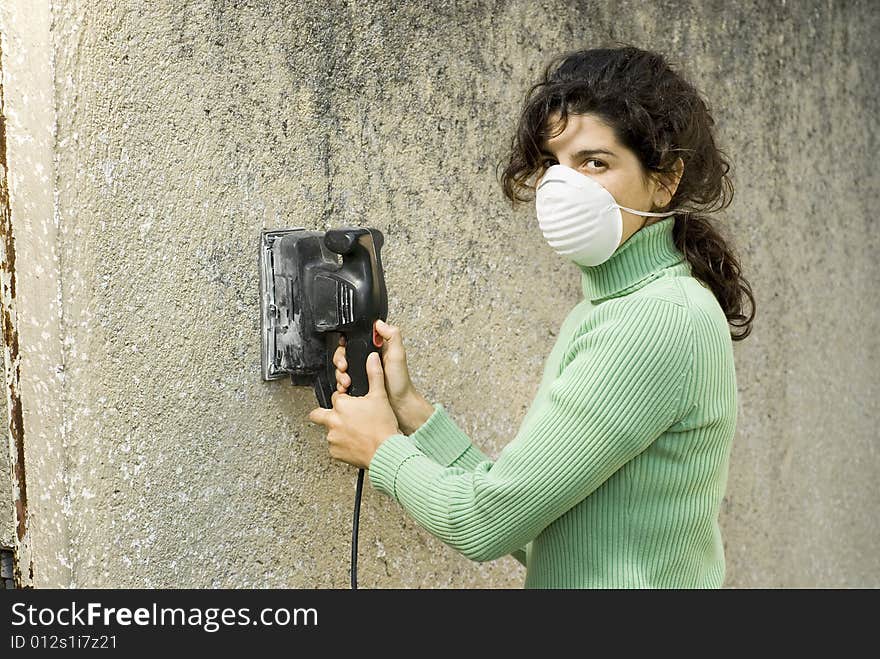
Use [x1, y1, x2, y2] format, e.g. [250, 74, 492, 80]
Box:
[579, 216, 686, 303]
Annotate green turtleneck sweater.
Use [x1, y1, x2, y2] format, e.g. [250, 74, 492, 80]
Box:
[368, 216, 738, 588]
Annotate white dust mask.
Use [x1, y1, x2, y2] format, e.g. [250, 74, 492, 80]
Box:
[535, 163, 677, 267]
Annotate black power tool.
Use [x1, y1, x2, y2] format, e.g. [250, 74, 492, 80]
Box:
[259, 226, 388, 589]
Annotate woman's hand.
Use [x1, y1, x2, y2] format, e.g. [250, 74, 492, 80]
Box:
[334, 320, 434, 435]
[307, 352, 401, 469]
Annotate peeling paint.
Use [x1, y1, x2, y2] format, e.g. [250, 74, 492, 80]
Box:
[0, 33, 32, 588]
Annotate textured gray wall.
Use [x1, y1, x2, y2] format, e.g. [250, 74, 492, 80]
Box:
[1, 0, 877, 587]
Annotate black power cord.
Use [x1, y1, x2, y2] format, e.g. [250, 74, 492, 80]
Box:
[351, 467, 365, 589]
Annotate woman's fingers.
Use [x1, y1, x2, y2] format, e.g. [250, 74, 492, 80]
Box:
[374, 319, 394, 339]
[336, 372, 349, 391]
[374, 320, 403, 357]
[333, 345, 347, 371]
[333, 343, 349, 391]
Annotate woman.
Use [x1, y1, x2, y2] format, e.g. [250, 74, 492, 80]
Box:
[308, 44, 754, 588]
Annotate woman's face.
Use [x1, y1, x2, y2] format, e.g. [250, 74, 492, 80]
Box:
[537, 112, 675, 247]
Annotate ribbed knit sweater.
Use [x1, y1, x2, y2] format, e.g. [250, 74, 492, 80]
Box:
[368, 216, 738, 588]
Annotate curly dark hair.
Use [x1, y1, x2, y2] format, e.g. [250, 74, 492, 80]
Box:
[498, 42, 755, 341]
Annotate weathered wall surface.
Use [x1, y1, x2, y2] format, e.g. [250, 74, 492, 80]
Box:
[2, 0, 67, 586]
[1, 0, 877, 587]
[1, 335, 11, 551]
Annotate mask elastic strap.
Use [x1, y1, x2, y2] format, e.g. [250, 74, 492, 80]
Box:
[616, 204, 678, 218]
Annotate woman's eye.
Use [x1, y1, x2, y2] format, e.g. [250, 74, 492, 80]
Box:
[583, 159, 606, 170]
[542, 158, 558, 167]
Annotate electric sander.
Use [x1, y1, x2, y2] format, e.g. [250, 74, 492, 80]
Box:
[259, 226, 388, 589]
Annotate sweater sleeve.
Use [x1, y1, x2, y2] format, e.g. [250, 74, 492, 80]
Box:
[403, 402, 530, 566]
[405, 402, 493, 470]
[368, 297, 693, 563]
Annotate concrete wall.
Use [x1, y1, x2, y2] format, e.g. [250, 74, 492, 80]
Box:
[0, 0, 876, 588]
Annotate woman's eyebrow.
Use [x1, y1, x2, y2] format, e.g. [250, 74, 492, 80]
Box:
[539, 147, 617, 158]
[571, 148, 616, 158]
